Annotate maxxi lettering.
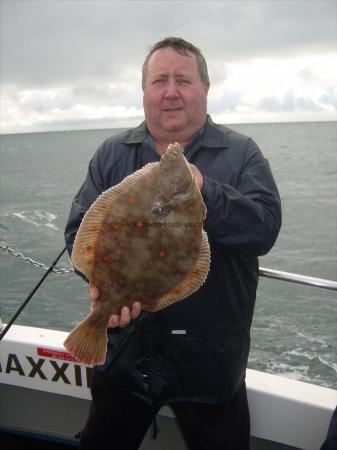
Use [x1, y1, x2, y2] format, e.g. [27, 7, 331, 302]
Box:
[4, 353, 92, 387]
[27, 356, 47, 379]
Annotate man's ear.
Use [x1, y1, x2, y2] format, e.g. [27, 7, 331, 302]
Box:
[204, 82, 210, 95]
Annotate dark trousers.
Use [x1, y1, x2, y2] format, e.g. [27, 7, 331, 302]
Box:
[79, 377, 250, 450]
[321, 406, 337, 450]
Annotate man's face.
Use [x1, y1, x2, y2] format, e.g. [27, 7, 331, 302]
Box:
[143, 47, 209, 141]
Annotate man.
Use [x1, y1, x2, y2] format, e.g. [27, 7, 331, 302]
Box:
[65, 37, 281, 450]
[321, 406, 337, 450]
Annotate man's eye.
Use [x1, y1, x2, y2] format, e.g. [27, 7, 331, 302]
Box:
[153, 79, 165, 85]
[177, 79, 190, 84]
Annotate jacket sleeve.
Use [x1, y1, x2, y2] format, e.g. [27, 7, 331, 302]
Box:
[201, 138, 282, 256]
[64, 149, 106, 257]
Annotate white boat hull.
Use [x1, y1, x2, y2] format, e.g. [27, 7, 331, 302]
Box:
[1, 325, 336, 449]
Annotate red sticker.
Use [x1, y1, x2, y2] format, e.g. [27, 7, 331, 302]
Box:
[37, 347, 77, 362]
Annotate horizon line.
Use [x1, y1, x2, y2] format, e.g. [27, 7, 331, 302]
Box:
[1, 118, 336, 137]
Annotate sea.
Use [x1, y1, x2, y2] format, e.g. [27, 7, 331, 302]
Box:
[0, 121, 336, 390]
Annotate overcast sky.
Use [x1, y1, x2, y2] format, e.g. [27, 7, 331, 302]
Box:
[1, 0, 336, 134]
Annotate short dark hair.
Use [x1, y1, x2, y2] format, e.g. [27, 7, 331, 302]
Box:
[142, 37, 209, 86]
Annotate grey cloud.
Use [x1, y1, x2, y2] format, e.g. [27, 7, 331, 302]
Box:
[209, 89, 244, 114]
[320, 87, 337, 109]
[1, 2, 142, 87]
[1, 1, 336, 89]
[1, 0, 336, 132]
[72, 83, 142, 109]
[178, 1, 337, 62]
[20, 91, 75, 113]
[258, 91, 321, 113]
[298, 69, 317, 82]
[208, 63, 231, 88]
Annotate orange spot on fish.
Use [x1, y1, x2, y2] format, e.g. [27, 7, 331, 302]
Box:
[86, 245, 93, 251]
[187, 206, 193, 212]
[159, 250, 166, 257]
[174, 288, 181, 295]
[128, 196, 135, 204]
[90, 226, 98, 232]
[100, 255, 109, 262]
[136, 221, 144, 228]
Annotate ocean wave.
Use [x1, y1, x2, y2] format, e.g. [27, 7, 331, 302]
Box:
[296, 331, 329, 347]
[0, 222, 10, 231]
[9, 210, 61, 231]
[288, 348, 336, 367]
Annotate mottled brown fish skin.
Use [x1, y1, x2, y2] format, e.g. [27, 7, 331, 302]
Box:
[64, 143, 210, 365]
[92, 153, 204, 313]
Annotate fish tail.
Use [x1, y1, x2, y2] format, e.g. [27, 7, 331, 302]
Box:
[63, 314, 108, 365]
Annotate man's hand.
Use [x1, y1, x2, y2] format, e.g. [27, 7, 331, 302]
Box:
[189, 163, 204, 190]
[89, 285, 142, 328]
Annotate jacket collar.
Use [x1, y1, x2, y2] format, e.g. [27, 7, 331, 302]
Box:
[122, 115, 230, 149]
[202, 115, 230, 149]
[122, 121, 148, 144]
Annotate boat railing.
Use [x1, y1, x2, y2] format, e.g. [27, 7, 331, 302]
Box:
[259, 267, 337, 291]
[0, 242, 336, 340]
[2, 241, 337, 291]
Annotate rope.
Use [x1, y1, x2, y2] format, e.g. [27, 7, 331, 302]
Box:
[0, 247, 68, 341]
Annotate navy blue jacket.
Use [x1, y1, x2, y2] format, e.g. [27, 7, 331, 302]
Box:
[65, 116, 281, 405]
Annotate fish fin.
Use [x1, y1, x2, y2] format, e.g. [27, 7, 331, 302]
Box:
[71, 162, 159, 277]
[115, 161, 158, 189]
[63, 316, 108, 365]
[146, 230, 210, 312]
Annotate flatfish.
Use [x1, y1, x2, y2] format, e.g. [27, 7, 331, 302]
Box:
[64, 143, 210, 365]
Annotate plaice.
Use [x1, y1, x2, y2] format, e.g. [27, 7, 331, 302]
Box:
[64, 143, 210, 365]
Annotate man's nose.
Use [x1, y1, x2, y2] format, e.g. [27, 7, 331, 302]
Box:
[164, 80, 180, 98]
